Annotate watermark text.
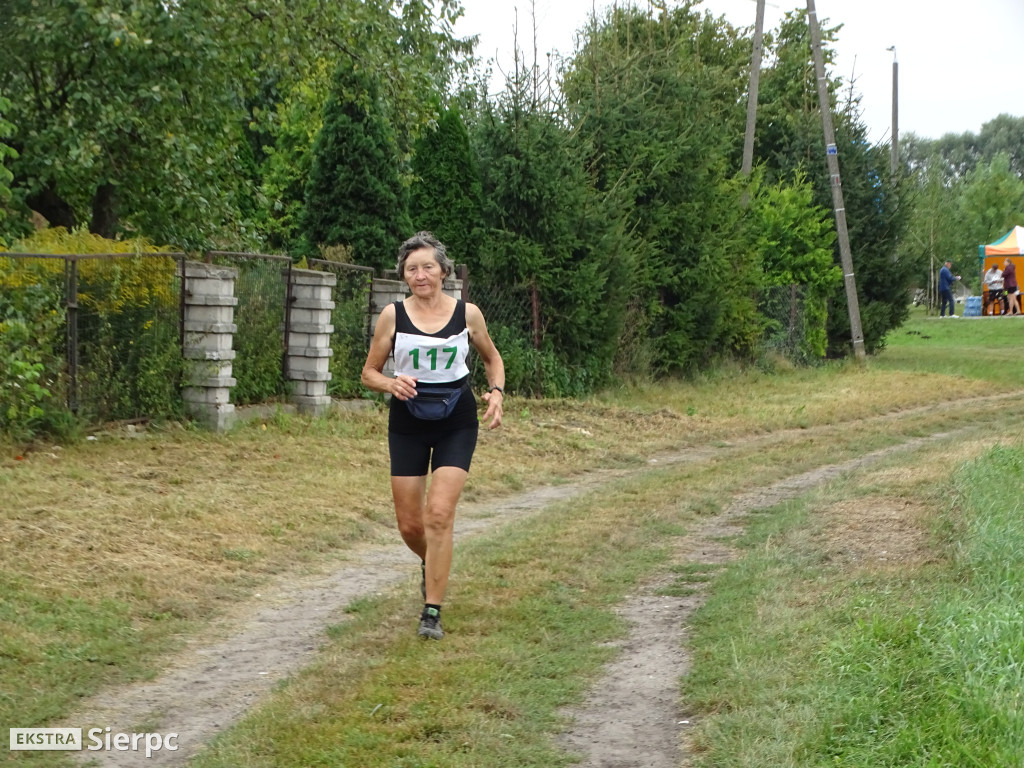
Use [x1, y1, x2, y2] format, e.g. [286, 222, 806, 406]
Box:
[10, 727, 179, 758]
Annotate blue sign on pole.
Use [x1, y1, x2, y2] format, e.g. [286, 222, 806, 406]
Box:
[826, 143, 838, 156]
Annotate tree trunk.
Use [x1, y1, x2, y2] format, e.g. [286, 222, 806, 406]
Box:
[90, 182, 118, 238]
[26, 185, 76, 230]
[530, 280, 540, 350]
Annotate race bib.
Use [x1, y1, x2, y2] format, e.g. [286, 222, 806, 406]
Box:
[393, 328, 471, 383]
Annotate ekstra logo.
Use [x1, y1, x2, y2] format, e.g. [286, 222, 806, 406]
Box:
[10, 728, 82, 750]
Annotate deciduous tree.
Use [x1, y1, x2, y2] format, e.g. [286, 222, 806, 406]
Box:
[0, 0, 469, 248]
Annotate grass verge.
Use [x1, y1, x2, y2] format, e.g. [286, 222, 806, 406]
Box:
[681, 438, 1024, 766]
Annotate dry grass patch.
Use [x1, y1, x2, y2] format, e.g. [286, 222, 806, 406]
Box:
[0, 398, 698, 643]
[817, 496, 939, 573]
[602, 366, 998, 436]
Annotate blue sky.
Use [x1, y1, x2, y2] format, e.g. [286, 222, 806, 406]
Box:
[455, 0, 1024, 143]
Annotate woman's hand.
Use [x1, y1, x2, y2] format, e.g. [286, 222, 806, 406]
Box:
[481, 389, 503, 429]
[390, 375, 418, 401]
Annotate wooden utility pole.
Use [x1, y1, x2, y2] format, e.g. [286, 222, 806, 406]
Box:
[806, 0, 866, 360]
[740, 0, 766, 204]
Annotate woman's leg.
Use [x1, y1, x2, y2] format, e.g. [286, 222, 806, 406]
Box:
[391, 475, 428, 560]
[420, 466, 469, 604]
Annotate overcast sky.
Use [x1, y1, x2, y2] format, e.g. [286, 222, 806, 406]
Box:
[454, 0, 1023, 144]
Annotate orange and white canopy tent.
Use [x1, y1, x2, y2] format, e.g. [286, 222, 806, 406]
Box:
[979, 226, 1024, 273]
[974, 225, 1024, 276]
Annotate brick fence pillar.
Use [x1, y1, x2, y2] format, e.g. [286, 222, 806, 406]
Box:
[284, 269, 337, 415]
[182, 261, 238, 431]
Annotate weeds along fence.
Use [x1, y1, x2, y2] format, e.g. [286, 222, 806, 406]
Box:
[0, 251, 375, 431]
[0, 248, 810, 434]
[758, 284, 814, 363]
[0, 251, 187, 431]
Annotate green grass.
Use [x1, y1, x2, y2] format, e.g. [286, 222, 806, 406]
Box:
[187, 429, 967, 768]
[679, 439, 1024, 767]
[5, 310, 1024, 766]
[190, 476, 683, 768]
[873, 306, 1024, 385]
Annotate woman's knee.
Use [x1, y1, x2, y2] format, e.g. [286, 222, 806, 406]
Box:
[396, 514, 424, 540]
[423, 503, 456, 534]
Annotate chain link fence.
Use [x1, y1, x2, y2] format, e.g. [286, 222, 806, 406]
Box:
[309, 258, 374, 398]
[757, 284, 812, 364]
[464, 278, 538, 392]
[0, 250, 385, 430]
[0, 252, 186, 427]
[206, 252, 290, 406]
[2, 247, 813, 433]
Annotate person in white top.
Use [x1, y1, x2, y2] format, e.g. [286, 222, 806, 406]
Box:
[361, 232, 504, 640]
[984, 263, 1006, 315]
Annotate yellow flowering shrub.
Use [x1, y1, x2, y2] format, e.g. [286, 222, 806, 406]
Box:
[0, 227, 178, 312]
[1, 228, 185, 432]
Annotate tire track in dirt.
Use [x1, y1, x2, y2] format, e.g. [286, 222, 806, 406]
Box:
[67, 395, 1016, 766]
[556, 428, 969, 768]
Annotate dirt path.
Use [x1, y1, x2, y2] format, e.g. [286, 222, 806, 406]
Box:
[67, 402, 1003, 766]
[557, 430, 960, 768]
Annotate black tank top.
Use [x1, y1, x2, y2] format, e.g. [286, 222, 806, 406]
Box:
[388, 300, 477, 434]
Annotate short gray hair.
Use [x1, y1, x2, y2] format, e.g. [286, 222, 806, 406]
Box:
[396, 231, 453, 278]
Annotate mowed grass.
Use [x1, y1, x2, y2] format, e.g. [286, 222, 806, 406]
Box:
[680, 439, 1024, 767]
[873, 305, 1024, 384]
[2, 309, 1024, 766]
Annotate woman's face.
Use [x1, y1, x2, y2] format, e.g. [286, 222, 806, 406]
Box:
[403, 247, 444, 296]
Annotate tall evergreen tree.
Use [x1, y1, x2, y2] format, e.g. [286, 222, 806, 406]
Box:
[473, 60, 635, 395]
[301, 60, 411, 270]
[563, 4, 758, 372]
[409, 104, 484, 266]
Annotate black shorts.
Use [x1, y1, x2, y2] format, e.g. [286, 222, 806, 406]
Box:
[389, 426, 479, 476]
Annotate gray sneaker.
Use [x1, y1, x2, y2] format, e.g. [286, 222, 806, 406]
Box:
[418, 607, 443, 640]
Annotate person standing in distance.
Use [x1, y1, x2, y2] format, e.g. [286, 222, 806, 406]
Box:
[1004, 257, 1021, 316]
[938, 260, 960, 318]
[984, 261, 1006, 315]
[361, 232, 505, 640]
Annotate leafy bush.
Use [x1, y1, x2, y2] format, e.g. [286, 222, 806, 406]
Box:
[1, 228, 184, 432]
[227, 258, 288, 405]
[0, 268, 64, 440]
[482, 325, 592, 399]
